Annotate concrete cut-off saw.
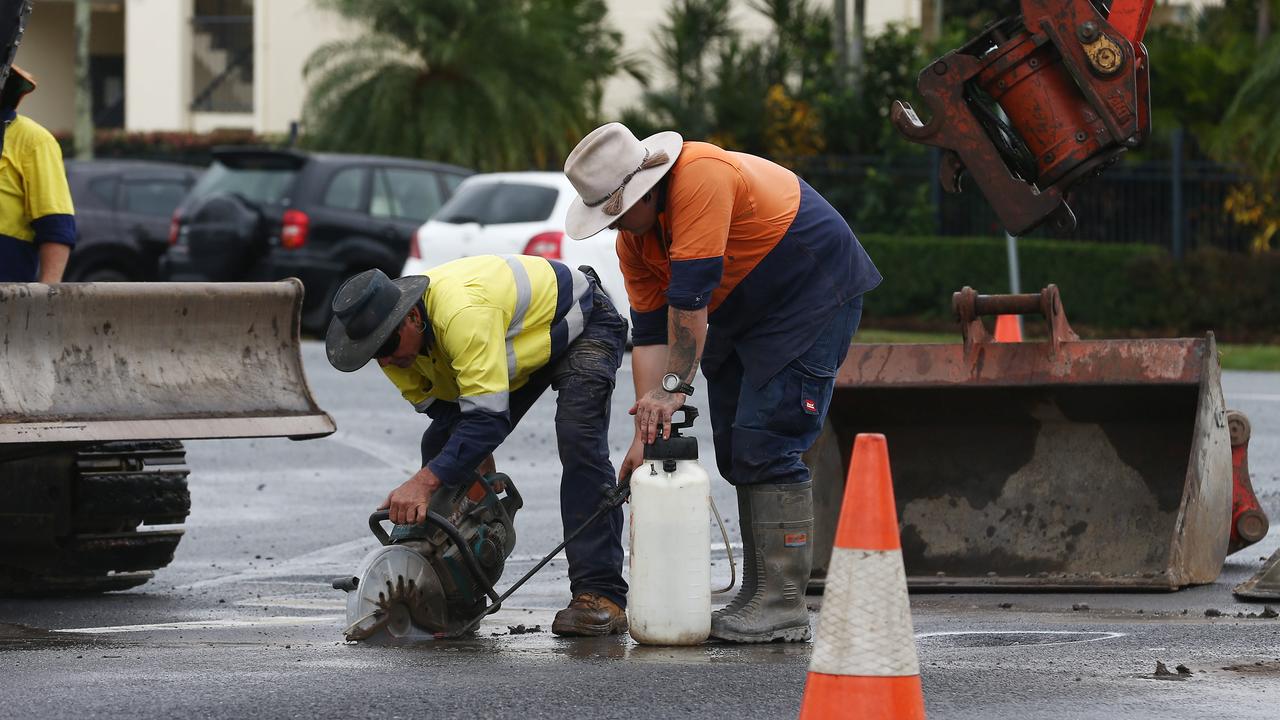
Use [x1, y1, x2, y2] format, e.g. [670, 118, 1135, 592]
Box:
[335, 471, 629, 642]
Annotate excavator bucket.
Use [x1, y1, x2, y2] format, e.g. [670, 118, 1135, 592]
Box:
[0, 280, 335, 443]
[808, 285, 1232, 591]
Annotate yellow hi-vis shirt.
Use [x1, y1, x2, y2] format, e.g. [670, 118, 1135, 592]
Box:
[382, 255, 593, 485]
[0, 114, 76, 281]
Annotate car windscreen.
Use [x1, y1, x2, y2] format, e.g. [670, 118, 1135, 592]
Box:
[187, 160, 299, 206]
[433, 182, 558, 225]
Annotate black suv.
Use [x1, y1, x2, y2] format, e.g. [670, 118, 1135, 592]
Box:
[65, 160, 201, 281]
[163, 147, 472, 332]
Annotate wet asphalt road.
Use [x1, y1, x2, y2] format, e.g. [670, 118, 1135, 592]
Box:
[2, 343, 1280, 719]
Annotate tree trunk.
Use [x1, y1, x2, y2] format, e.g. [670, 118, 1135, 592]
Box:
[1258, 0, 1273, 48]
[74, 0, 92, 160]
[922, 0, 944, 45]
[851, 0, 865, 93]
[834, 0, 848, 80]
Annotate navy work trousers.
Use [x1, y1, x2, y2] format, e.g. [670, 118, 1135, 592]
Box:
[704, 297, 863, 486]
[420, 283, 629, 607]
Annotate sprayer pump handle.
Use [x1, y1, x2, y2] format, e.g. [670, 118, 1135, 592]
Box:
[669, 405, 698, 434]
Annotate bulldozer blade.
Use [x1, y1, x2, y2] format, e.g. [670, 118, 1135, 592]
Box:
[0, 280, 335, 443]
[1234, 548, 1280, 601]
[808, 286, 1232, 591]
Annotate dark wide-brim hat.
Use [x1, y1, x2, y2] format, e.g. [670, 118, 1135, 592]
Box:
[325, 269, 429, 372]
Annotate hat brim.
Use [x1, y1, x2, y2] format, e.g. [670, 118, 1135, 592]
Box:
[325, 275, 429, 372]
[565, 130, 683, 240]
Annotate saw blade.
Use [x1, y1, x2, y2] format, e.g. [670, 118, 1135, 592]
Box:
[345, 545, 448, 641]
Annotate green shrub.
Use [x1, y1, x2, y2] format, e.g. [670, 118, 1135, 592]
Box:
[56, 129, 276, 167]
[858, 234, 1280, 342]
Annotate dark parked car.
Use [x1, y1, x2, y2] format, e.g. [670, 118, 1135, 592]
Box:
[64, 160, 201, 281]
[163, 147, 472, 332]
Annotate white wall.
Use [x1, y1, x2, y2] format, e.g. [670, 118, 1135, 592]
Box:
[600, 0, 929, 116]
[125, 0, 191, 132]
[18, 0, 124, 134]
[254, 0, 357, 135]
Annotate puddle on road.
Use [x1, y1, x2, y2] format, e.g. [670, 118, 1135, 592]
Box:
[1217, 660, 1280, 677]
[915, 630, 1125, 649]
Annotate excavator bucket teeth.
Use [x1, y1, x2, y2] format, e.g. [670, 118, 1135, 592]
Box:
[808, 286, 1232, 591]
[0, 280, 335, 443]
[1234, 549, 1280, 600]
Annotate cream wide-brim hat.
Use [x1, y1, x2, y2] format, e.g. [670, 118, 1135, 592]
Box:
[564, 123, 683, 240]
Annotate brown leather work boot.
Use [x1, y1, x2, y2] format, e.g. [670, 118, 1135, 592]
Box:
[551, 592, 628, 637]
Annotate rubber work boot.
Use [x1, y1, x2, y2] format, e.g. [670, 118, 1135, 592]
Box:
[712, 487, 757, 621]
[710, 481, 813, 643]
[552, 592, 628, 637]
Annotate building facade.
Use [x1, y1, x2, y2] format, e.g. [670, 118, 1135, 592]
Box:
[17, 0, 1222, 136]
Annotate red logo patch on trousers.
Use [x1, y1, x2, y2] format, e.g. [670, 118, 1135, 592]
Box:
[784, 532, 808, 547]
[803, 398, 817, 414]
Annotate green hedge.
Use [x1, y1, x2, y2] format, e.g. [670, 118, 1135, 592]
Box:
[859, 234, 1280, 342]
[56, 130, 278, 167]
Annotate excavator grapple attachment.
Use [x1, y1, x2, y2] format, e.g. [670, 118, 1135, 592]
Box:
[808, 286, 1232, 591]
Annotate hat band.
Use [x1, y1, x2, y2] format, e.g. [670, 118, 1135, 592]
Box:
[584, 149, 671, 216]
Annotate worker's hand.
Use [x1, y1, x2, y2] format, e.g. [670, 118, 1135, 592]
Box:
[618, 435, 645, 484]
[380, 467, 443, 526]
[632, 389, 685, 444]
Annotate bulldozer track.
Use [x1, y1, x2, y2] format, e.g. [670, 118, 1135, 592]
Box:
[0, 440, 192, 595]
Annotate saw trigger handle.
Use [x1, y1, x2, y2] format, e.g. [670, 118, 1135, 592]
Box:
[368, 510, 392, 546]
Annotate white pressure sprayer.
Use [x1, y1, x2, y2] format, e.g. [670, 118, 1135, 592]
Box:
[627, 405, 713, 645]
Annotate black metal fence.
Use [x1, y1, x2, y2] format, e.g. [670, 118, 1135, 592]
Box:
[790, 148, 1255, 254]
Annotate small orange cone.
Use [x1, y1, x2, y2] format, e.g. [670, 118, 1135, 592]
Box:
[799, 434, 925, 720]
[994, 314, 1022, 342]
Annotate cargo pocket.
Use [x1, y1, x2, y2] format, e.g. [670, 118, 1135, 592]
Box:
[793, 356, 836, 422]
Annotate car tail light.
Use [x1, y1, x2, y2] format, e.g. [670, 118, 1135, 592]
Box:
[281, 209, 309, 250]
[523, 231, 563, 260]
[409, 227, 421, 259]
[168, 211, 181, 246]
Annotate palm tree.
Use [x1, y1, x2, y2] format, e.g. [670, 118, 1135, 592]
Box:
[640, 0, 737, 140]
[1216, 29, 1280, 251]
[302, 0, 642, 171]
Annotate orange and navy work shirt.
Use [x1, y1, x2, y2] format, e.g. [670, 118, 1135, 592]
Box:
[0, 112, 75, 282]
[616, 142, 881, 387]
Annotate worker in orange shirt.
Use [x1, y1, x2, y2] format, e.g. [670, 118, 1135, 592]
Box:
[563, 123, 881, 643]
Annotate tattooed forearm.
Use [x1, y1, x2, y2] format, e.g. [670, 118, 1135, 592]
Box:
[667, 307, 707, 382]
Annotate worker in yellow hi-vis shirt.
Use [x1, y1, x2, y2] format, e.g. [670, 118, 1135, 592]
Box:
[0, 66, 75, 283]
[325, 256, 630, 638]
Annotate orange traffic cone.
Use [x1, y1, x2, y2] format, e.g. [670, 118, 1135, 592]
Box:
[799, 434, 925, 720]
[994, 314, 1022, 342]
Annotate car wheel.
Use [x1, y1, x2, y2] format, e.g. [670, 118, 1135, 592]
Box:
[301, 268, 364, 337]
[300, 279, 338, 337]
[81, 267, 133, 283]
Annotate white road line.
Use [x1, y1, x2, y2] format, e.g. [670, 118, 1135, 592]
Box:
[236, 597, 347, 611]
[54, 616, 343, 635]
[175, 537, 377, 591]
[324, 430, 420, 470]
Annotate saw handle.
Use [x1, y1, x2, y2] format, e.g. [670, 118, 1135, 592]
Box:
[369, 510, 393, 546]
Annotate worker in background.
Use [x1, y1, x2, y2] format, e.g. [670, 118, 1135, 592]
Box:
[563, 123, 881, 643]
[325, 257, 630, 637]
[0, 66, 74, 282]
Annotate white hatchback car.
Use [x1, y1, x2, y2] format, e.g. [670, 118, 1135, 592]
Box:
[400, 172, 632, 322]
